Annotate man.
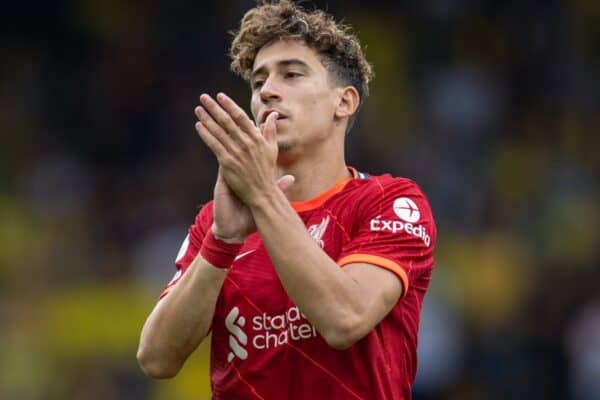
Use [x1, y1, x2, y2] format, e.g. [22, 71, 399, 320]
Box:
[137, 1, 436, 399]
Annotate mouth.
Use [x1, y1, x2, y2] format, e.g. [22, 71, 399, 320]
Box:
[260, 109, 288, 124]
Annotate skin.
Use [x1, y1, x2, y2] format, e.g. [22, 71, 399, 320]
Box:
[137, 39, 402, 379]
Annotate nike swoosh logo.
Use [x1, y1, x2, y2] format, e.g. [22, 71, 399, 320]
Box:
[234, 249, 256, 261]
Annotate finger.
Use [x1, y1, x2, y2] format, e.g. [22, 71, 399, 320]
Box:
[200, 94, 250, 144]
[276, 174, 295, 193]
[195, 120, 229, 161]
[215, 93, 258, 136]
[261, 111, 278, 143]
[195, 105, 238, 153]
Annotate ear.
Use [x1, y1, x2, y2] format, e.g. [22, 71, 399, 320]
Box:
[334, 86, 360, 121]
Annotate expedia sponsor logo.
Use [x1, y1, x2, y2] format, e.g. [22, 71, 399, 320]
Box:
[370, 215, 431, 247]
[393, 197, 421, 223]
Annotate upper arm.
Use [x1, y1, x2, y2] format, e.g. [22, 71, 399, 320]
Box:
[343, 262, 403, 328]
[331, 178, 436, 343]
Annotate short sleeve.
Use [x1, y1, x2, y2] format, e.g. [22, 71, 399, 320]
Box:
[159, 202, 214, 299]
[337, 178, 436, 298]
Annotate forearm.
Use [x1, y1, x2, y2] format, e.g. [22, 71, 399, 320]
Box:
[250, 189, 367, 348]
[137, 255, 226, 378]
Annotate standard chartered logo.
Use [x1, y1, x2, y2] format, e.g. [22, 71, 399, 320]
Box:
[226, 307, 248, 362]
[225, 305, 317, 362]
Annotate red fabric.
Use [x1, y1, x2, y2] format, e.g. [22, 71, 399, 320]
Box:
[200, 230, 242, 269]
[161, 170, 437, 400]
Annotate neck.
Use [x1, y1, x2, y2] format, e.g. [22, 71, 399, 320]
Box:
[277, 138, 350, 202]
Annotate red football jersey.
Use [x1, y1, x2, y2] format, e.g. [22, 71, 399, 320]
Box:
[162, 168, 437, 400]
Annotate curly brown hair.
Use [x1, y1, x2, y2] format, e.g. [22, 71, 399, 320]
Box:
[230, 0, 374, 131]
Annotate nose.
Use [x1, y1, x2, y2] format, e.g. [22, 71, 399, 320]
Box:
[259, 76, 282, 103]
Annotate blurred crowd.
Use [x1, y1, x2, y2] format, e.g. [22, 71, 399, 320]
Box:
[1, 0, 598, 399]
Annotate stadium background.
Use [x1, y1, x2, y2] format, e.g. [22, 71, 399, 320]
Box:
[1, 0, 598, 399]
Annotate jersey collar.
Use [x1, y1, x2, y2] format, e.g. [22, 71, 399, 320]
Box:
[290, 167, 359, 212]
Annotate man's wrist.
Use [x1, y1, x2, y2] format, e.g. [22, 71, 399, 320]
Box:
[212, 230, 245, 244]
[248, 186, 286, 213]
[200, 230, 243, 269]
[210, 222, 246, 244]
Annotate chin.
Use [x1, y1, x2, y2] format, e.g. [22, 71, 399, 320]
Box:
[276, 141, 298, 166]
[277, 141, 293, 153]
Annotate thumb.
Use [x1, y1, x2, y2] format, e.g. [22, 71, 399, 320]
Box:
[214, 166, 233, 196]
[261, 111, 278, 142]
[216, 166, 224, 182]
[276, 174, 295, 193]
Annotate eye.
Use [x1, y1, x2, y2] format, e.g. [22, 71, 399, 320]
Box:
[252, 79, 264, 90]
[285, 71, 302, 79]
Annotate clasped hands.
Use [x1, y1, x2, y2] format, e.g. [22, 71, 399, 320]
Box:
[194, 93, 294, 241]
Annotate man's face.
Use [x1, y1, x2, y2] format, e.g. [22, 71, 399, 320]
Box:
[250, 39, 341, 162]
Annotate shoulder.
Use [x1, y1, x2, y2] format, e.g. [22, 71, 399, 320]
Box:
[370, 174, 426, 196]
[194, 200, 214, 224]
[344, 172, 436, 233]
[347, 172, 431, 208]
[186, 200, 215, 245]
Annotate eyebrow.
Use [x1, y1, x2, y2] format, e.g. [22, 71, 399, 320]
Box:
[251, 59, 311, 79]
